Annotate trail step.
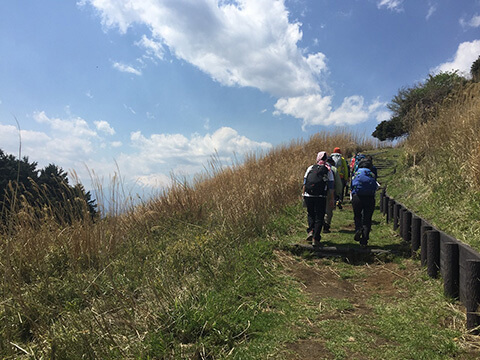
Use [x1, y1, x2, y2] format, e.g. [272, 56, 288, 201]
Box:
[290, 243, 396, 260]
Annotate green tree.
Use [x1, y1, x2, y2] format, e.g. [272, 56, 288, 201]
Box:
[471, 55, 480, 82]
[372, 71, 466, 141]
[0, 150, 97, 230]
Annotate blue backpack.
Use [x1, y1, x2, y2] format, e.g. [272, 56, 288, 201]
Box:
[351, 168, 377, 196]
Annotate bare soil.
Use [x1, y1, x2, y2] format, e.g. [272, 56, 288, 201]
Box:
[276, 251, 478, 360]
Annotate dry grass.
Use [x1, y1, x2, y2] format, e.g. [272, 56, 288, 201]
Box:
[0, 130, 380, 358]
[405, 83, 480, 188]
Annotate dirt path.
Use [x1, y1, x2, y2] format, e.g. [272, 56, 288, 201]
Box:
[278, 252, 410, 360]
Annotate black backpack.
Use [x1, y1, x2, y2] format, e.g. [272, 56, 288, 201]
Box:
[304, 165, 329, 196]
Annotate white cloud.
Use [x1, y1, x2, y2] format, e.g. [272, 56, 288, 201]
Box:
[86, 90, 94, 98]
[460, 14, 480, 29]
[274, 95, 386, 130]
[136, 35, 164, 60]
[112, 61, 142, 75]
[432, 40, 480, 77]
[94, 120, 116, 135]
[2, 111, 271, 190]
[82, 0, 387, 128]
[426, 2, 437, 20]
[377, 0, 404, 12]
[136, 173, 172, 188]
[82, 0, 324, 97]
[123, 104, 136, 114]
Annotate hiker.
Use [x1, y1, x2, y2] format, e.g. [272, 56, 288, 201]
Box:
[330, 147, 349, 208]
[323, 156, 343, 233]
[357, 155, 378, 179]
[350, 156, 379, 246]
[303, 151, 334, 247]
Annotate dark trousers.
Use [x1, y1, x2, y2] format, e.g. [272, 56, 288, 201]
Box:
[304, 196, 327, 241]
[351, 194, 375, 240]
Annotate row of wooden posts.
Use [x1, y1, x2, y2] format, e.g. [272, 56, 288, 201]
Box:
[379, 189, 480, 331]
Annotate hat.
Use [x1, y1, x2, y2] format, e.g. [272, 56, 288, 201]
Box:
[316, 151, 327, 163]
[333, 147, 341, 154]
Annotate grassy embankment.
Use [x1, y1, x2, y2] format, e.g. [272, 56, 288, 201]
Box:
[1, 83, 479, 359]
[386, 82, 480, 250]
[0, 131, 375, 359]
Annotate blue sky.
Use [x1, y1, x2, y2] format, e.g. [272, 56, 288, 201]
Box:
[1, 0, 479, 191]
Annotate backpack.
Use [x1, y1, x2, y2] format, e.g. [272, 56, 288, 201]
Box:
[351, 167, 378, 196]
[352, 153, 366, 173]
[330, 153, 343, 169]
[304, 165, 329, 196]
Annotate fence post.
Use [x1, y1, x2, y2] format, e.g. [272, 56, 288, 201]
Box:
[387, 198, 394, 224]
[420, 225, 433, 267]
[411, 216, 422, 253]
[427, 230, 440, 278]
[403, 210, 412, 242]
[380, 190, 384, 213]
[443, 242, 459, 299]
[383, 195, 389, 216]
[393, 204, 401, 231]
[465, 259, 480, 333]
[399, 208, 405, 237]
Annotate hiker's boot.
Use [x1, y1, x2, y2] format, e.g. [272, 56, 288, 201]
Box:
[306, 231, 314, 244]
[354, 229, 362, 242]
[323, 224, 331, 233]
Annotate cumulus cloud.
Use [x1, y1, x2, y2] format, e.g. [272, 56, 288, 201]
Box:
[136, 35, 165, 60]
[130, 127, 272, 162]
[432, 40, 480, 77]
[1, 112, 272, 190]
[274, 95, 386, 130]
[377, 0, 404, 12]
[81, 0, 387, 128]
[94, 120, 116, 135]
[97, 127, 272, 188]
[460, 14, 480, 29]
[82, 0, 324, 97]
[112, 61, 142, 75]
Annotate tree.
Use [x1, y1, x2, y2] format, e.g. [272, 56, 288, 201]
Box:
[0, 150, 97, 230]
[471, 55, 480, 82]
[372, 71, 466, 141]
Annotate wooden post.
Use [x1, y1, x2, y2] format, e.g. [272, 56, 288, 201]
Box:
[443, 242, 459, 299]
[420, 225, 433, 267]
[411, 216, 422, 253]
[383, 195, 389, 216]
[465, 259, 480, 332]
[393, 204, 401, 231]
[380, 190, 384, 213]
[399, 208, 405, 237]
[427, 230, 440, 278]
[403, 210, 412, 242]
[387, 198, 393, 224]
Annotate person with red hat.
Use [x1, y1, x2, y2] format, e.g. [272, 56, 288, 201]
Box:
[330, 147, 350, 207]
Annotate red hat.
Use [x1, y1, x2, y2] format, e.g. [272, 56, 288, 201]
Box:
[333, 147, 341, 154]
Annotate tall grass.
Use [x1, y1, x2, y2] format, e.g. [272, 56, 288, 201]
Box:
[390, 82, 480, 249]
[0, 130, 377, 358]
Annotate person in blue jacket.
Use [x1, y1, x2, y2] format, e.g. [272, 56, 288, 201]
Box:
[350, 156, 378, 246]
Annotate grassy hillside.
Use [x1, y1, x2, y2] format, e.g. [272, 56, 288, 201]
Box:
[0, 131, 378, 358]
[1, 79, 479, 358]
[385, 83, 480, 251]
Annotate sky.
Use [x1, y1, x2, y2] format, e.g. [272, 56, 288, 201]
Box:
[1, 0, 479, 194]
